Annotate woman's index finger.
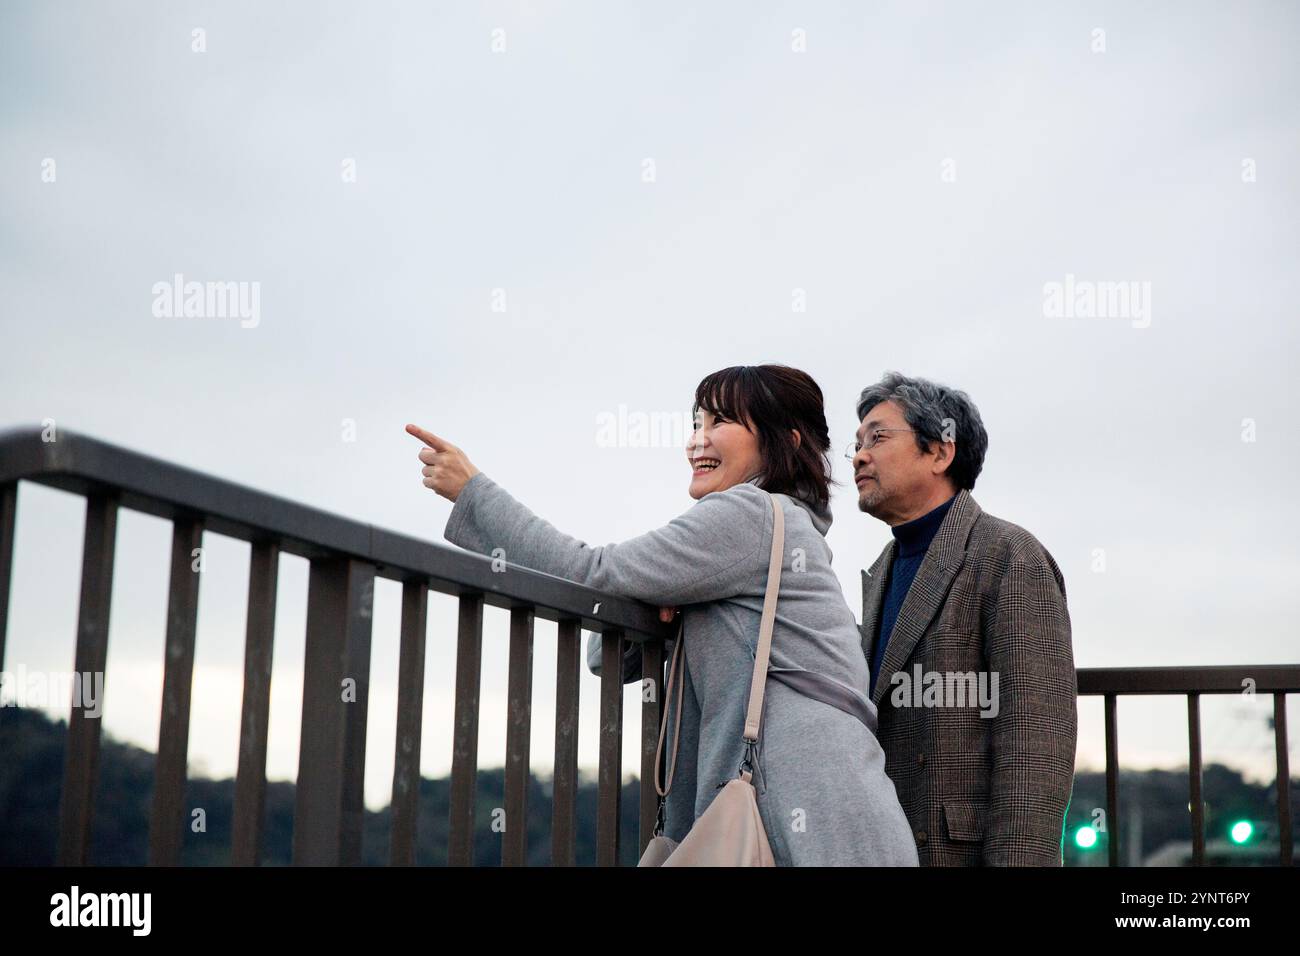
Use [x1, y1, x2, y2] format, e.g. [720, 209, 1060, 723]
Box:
[405, 423, 446, 449]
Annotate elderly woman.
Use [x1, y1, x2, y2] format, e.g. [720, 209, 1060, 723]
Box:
[409, 364, 917, 866]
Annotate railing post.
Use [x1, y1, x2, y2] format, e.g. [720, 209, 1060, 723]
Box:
[292, 556, 375, 865]
[389, 579, 428, 866]
[551, 619, 581, 866]
[1274, 692, 1292, 866]
[1103, 693, 1119, 868]
[1187, 693, 1204, 866]
[148, 515, 204, 865]
[502, 606, 535, 866]
[232, 540, 279, 866]
[448, 593, 484, 865]
[596, 629, 625, 866]
[56, 491, 118, 866]
[0, 480, 16, 673]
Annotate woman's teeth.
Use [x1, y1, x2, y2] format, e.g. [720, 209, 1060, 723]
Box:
[694, 459, 720, 471]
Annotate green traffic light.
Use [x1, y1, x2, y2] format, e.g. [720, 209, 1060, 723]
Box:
[1074, 825, 1098, 849]
[1229, 820, 1253, 844]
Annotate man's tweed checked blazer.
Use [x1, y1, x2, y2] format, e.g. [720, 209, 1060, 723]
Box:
[861, 489, 1077, 865]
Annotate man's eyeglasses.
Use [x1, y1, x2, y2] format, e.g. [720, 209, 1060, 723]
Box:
[844, 428, 914, 460]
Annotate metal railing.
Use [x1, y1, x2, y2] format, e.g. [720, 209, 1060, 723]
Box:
[1, 428, 1295, 866]
[0, 427, 674, 865]
[1077, 666, 1296, 866]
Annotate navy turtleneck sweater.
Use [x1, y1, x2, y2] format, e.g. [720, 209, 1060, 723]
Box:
[869, 494, 957, 696]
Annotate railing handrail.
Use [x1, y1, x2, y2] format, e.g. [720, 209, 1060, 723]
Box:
[0, 426, 674, 640]
[1077, 665, 1300, 695]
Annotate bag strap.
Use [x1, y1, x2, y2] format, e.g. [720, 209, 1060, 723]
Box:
[653, 491, 784, 800]
[744, 491, 784, 742]
[654, 617, 686, 798]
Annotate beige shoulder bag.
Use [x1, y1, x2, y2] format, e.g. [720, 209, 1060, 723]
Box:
[637, 491, 784, 867]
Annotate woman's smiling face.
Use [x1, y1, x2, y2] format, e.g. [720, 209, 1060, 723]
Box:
[686, 406, 764, 499]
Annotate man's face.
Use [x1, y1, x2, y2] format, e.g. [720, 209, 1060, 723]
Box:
[851, 400, 941, 523]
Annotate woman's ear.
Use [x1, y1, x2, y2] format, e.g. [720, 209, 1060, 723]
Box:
[791, 428, 802, 450]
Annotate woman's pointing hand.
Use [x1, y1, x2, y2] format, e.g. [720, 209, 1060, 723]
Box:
[406, 423, 481, 502]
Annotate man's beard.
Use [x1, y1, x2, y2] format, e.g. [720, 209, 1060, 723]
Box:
[857, 481, 888, 515]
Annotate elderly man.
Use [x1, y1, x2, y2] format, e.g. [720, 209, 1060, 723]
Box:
[850, 372, 1077, 866]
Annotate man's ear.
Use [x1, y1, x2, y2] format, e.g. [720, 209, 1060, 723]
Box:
[930, 440, 956, 476]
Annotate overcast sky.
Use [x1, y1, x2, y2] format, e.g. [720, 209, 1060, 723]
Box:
[2, 1, 1297, 816]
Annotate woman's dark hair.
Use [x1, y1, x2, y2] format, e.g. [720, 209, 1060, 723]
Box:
[693, 365, 837, 510]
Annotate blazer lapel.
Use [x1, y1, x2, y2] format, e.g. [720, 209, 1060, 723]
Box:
[870, 490, 983, 707]
[859, 543, 893, 665]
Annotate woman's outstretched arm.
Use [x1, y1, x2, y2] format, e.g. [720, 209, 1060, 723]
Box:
[442, 471, 769, 607]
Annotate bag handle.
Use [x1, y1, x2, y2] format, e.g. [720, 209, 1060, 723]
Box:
[654, 617, 686, 798]
[653, 491, 784, 800]
[744, 491, 784, 742]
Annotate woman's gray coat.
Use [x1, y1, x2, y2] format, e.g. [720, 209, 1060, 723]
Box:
[443, 472, 919, 866]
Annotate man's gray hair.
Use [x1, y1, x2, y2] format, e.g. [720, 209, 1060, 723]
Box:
[854, 371, 989, 490]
